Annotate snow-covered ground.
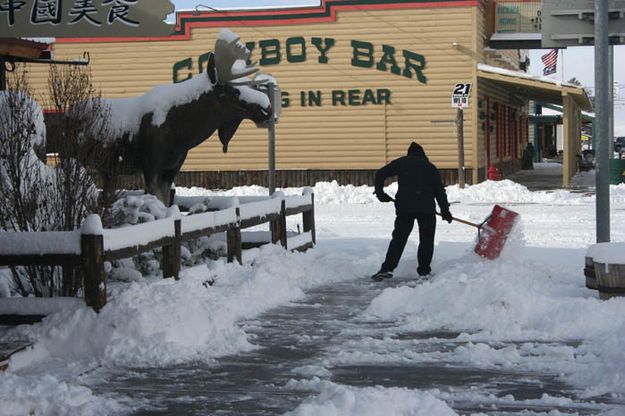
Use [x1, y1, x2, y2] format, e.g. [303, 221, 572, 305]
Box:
[2, 165, 625, 415]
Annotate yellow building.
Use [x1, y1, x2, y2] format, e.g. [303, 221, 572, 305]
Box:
[26, 0, 591, 189]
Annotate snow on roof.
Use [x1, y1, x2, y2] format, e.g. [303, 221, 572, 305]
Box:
[19, 37, 55, 44]
[477, 63, 579, 88]
[489, 33, 542, 41]
[541, 104, 595, 118]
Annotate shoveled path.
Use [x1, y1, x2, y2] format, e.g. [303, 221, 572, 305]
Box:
[91, 276, 623, 415]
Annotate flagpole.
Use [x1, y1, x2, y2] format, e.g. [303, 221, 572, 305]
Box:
[560, 49, 564, 83]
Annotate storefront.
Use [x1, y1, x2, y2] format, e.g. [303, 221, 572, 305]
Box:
[24, 0, 590, 188]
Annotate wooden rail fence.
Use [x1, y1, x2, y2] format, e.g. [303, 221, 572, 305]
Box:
[0, 190, 315, 313]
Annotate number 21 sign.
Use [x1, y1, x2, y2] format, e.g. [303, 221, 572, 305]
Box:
[451, 83, 472, 108]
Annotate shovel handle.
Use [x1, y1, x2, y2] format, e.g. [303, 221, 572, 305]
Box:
[377, 194, 480, 228]
[436, 212, 481, 229]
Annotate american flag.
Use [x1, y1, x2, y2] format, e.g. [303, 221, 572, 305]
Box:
[541, 49, 558, 76]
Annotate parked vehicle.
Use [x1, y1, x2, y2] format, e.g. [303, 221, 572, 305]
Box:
[578, 149, 595, 171]
[615, 137, 625, 153]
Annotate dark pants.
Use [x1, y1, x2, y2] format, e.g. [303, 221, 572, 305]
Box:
[381, 212, 436, 275]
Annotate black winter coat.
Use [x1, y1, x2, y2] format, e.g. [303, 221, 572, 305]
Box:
[375, 154, 450, 214]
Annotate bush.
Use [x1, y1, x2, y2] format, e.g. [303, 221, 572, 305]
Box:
[0, 66, 113, 297]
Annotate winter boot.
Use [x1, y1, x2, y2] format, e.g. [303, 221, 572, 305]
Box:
[417, 267, 432, 277]
[371, 270, 393, 281]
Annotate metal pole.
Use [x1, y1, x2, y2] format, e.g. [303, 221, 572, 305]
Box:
[594, 0, 610, 242]
[0, 58, 6, 91]
[456, 107, 465, 188]
[267, 82, 276, 195]
[609, 45, 614, 155]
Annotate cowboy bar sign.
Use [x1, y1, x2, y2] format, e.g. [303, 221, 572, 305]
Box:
[0, 0, 174, 37]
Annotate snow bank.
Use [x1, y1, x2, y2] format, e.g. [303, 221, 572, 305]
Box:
[177, 181, 384, 205]
[11, 243, 369, 368]
[0, 373, 124, 416]
[285, 379, 456, 416]
[446, 179, 592, 205]
[178, 177, 625, 207]
[362, 250, 625, 395]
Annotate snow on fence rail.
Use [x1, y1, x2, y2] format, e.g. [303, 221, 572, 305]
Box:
[0, 189, 315, 314]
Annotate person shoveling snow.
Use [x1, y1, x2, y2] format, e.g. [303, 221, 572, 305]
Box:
[371, 141, 520, 282]
[371, 141, 452, 281]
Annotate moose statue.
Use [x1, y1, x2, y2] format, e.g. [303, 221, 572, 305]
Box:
[92, 29, 272, 206]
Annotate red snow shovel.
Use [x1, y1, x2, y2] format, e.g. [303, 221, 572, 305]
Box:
[438, 205, 519, 260]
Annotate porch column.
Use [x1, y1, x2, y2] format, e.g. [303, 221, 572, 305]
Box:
[562, 93, 581, 187]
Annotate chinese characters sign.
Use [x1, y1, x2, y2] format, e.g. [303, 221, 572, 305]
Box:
[0, 0, 174, 37]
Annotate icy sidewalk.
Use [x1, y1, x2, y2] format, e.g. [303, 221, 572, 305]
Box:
[88, 276, 624, 415]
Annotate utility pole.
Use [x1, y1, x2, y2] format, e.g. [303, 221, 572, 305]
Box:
[267, 82, 276, 195]
[609, 45, 614, 152]
[0, 58, 6, 91]
[456, 107, 465, 188]
[594, 0, 610, 242]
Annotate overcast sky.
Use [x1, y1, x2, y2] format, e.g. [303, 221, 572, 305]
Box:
[170, 0, 624, 135]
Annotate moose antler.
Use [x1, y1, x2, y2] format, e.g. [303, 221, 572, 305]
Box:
[214, 29, 259, 84]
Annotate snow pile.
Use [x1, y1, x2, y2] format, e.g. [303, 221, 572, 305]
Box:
[446, 179, 590, 204]
[362, 251, 625, 395]
[178, 177, 619, 207]
[610, 183, 625, 204]
[285, 379, 456, 416]
[178, 180, 389, 204]
[11, 244, 367, 368]
[0, 373, 124, 416]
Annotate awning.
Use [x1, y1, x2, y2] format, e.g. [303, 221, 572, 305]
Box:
[477, 64, 592, 112]
[0, 38, 50, 60]
[488, 33, 542, 50]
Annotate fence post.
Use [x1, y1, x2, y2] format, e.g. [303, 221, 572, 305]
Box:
[271, 199, 287, 249]
[81, 215, 106, 312]
[162, 218, 181, 280]
[227, 207, 242, 264]
[303, 191, 316, 245]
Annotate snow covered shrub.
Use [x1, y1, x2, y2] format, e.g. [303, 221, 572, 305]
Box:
[109, 192, 168, 226]
[0, 70, 51, 231]
[103, 192, 227, 280]
[47, 64, 112, 227]
[106, 193, 169, 280]
[0, 69, 60, 296]
[0, 67, 110, 296]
